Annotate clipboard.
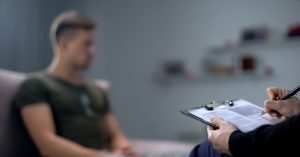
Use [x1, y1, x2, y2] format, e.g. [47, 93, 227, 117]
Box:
[180, 98, 281, 132]
[180, 109, 219, 129]
[180, 99, 235, 130]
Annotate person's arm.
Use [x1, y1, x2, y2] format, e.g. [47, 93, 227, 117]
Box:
[105, 113, 138, 157]
[229, 114, 300, 157]
[207, 87, 300, 156]
[208, 115, 300, 157]
[21, 103, 109, 157]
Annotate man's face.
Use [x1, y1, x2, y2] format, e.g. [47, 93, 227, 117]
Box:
[64, 29, 96, 69]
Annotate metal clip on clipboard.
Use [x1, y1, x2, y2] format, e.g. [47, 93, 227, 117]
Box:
[203, 100, 235, 111]
[180, 99, 237, 130]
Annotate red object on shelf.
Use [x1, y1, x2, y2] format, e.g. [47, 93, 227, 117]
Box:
[287, 23, 300, 37]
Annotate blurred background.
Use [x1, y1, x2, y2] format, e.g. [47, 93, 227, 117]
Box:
[1, 0, 300, 144]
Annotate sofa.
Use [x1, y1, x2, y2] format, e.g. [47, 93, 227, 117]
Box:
[0, 69, 40, 156]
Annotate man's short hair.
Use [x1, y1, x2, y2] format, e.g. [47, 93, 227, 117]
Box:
[50, 11, 96, 46]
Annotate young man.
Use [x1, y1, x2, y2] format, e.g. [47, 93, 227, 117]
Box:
[190, 87, 300, 157]
[14, 11, 138, 157]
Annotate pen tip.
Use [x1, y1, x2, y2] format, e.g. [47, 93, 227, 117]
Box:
[260, 111, 265, 115]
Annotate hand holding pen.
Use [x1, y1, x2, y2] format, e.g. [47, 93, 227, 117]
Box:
[262, 85, 300, 118]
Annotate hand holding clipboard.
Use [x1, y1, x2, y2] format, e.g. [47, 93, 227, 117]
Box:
[181, 99, 281, 132]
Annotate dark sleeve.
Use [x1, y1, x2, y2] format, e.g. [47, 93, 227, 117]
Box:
[14, 77, 49, 109]
[229, 115, 300, 157]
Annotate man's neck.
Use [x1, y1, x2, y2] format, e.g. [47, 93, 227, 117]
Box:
[47, 58, 85, 85]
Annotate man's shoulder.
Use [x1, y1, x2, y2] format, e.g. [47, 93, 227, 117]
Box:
[87, 79, 111, 93]
[13, 72, 50, 108]
[19, 72, 57, 92]
[21, 72, 49, 86]
[85, 80, 107, 95]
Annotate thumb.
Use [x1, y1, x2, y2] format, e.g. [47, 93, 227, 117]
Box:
[264, 100, 282, 116]
[210, 116, 224, 126]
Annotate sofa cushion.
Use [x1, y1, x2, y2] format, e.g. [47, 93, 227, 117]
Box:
[0, 69, 40, 157]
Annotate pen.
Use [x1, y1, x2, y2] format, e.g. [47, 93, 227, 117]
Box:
[278, 84, 300, 100]
[260, 84, 300, 115]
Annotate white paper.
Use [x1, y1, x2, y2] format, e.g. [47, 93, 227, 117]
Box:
[189, 99, 281, 132]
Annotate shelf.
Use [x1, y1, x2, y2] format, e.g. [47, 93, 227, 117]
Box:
[198, 73, 271, 82]
[155, 73, 271, 86]
[209, 37, 300, 53]
[154, 36, 300, 86]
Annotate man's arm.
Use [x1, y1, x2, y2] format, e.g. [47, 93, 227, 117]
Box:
[105, 113, 138, 157]
[21, 103, 109, 157]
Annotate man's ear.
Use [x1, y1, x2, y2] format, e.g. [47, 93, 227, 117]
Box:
[57, 37, 69, 52]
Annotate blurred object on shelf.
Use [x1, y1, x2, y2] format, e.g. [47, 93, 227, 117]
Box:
[184, 69, 197, 80]
[202, 51, 273, 79]
[240, 25, 270, 43]
[209, 23, 300, 54]
[264, 65, 274, 76]
[287, 23, 300, 38]
[154, 60, 197, 85]
[211, 67, 233, 76]
[239, 54, 256, 72]
[163, 60, 185, 76]
[202, 53, 234, 76]
[238, 54, 274, 77]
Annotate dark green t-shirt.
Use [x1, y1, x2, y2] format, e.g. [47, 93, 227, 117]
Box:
[14, 72, 112, 150]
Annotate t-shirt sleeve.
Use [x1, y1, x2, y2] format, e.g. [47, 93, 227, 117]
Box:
[102, 92, 111, 114]
[14, 77, 49, 109]
[89, 82, 111, 114]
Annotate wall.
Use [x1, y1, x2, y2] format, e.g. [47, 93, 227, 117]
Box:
[83, 0, 300, 142]
[0, 0, 65, 72]
[1, 0, 300, 142]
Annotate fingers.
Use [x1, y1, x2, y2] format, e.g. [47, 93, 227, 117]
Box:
[207, 117, 220, 134]
[123, 148, 139, 157]
[210, 116, 224, 126]
[266, 87, 289, 100]
[266, 87, 281, 100]
[264, 100, 282, 117]
[206, 117, 237, 155]
[116, 145, 139, 157]
[207, 117, 224, 133]
[113, 149, 123, 155]
[266, 87, 277, 100]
